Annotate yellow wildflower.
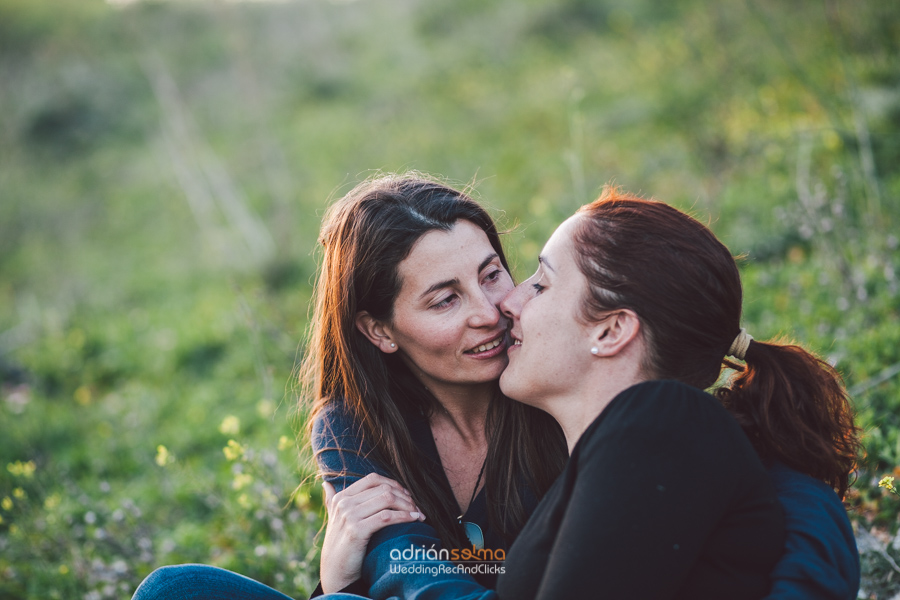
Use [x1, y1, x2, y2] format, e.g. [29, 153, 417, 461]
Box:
[823, 130, 842, 151]
[7, 461, 36, 478]
[223, 439, 245, 461]
[1, 497, 12, 511]
[44, 493, 61, 510]
[294, 489, 312, 510]
[232, 473, 253, 490]
[59, 565, 69, 575]
[261, 488, 278, 505]
[12, 488, 25, 500]
[278, 435, 292, 452]
[219, 415, 240, 435]
[74, 386, 92, 406]
[237, 493, 251, 508]
[256, 399, 275, 419]
[879, 475, 898, 496]
[155, 445, 173, 467]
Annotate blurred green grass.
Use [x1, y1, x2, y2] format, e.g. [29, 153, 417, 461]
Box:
[1, 0, 899, 597]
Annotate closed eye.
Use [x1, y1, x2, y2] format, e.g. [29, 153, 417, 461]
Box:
[532, 282, 545, 293]
[431, 294, 458, 310]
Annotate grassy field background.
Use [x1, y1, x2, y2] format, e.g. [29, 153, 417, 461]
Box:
[1, 0, 899, 597]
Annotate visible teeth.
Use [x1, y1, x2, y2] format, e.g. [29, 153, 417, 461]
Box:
[513, 340, 522, 346]
[472, 337, 501, 354]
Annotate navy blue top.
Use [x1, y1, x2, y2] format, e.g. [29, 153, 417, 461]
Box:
[312, 392, 860, 600]
[312, 401, 531, 591]
[764, 461, 860, 599]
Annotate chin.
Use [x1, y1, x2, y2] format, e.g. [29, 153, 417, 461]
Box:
[480, 358, 508, 381]
[499, 370, 532, 405]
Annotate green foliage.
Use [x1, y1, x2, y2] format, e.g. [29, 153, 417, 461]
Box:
[0, 0, 898, 597]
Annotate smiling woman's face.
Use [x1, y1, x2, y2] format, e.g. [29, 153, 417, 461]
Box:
[385, 219, 514, 398]
[500, 215, 595, 408]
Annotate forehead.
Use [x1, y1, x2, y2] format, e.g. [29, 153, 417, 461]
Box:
[397, 220, 495, 290]
[540, 215, 581, 269]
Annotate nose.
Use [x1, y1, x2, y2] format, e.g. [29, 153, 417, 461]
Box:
[468, 288, 502, 329]
[499, 282, 527, 321]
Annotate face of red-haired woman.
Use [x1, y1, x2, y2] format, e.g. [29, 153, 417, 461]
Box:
[359, 220, 514, 400]
[499, 215, 597, 410]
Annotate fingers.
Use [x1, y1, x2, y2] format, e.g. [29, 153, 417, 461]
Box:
[341, 473, 411, 498]
[326, 476, 426, 525]
[337, 483, 425, 521]
[354, 484, 422, 518]
[327, 473, 419, 513]
[359, 508, 424, 534]
[323, 481, 336, 509]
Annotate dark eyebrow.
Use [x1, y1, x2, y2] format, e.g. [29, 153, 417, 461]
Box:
[478, 253, 499, 273]
[418, 253, 500, 301]
[419, 278, 459, 300]
[538, 255, 555, 272]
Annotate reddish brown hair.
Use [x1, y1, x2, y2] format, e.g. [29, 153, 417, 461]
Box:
[572, 186, 861, 499]
[303, 173, 566, 548]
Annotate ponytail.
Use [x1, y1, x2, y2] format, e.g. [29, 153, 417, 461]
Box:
[572, 189, 861, 500]
[716, 338, 862, 500]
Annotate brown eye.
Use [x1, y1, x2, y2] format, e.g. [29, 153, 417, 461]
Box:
[484, 269, 502, 283]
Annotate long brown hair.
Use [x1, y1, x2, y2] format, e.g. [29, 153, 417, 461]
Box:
[302, 173, 567, 548]
[571, 186, 861, 499]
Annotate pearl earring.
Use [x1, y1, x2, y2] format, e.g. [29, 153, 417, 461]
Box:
[390, 343, 396, 348]
[590, 347, 599, 355]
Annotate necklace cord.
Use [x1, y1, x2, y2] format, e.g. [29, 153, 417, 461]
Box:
[458, 458, 487, 520]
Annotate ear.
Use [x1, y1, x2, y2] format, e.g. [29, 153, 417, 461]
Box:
[589, 309, 641, 358]
[355, 311, 398, 354]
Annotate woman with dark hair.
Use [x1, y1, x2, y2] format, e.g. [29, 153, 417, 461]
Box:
[318, 186, 861, 600]
[304, 173, 567, 593]
[131, 173, 569, 600]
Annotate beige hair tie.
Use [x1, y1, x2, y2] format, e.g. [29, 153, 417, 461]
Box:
[728, 328, 753, 360]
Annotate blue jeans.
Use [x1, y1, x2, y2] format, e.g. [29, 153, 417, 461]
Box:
[131, 565, 368, 600]
[131, 565, 295, 600]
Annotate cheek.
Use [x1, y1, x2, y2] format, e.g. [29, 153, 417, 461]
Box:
[423, 330, 460, 356]
[394, 313, 461, 356]
[486, 277, 515, 306]
[519, 296, 546, 335]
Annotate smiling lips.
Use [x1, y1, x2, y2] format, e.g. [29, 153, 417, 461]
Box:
[465, 334, 505, 356]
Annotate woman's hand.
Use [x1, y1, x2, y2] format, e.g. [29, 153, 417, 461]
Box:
[320, 472, 426, 594]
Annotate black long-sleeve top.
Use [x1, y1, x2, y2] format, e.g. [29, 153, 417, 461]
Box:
[496, 380, 785, 600]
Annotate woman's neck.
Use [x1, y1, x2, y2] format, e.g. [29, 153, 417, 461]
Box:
[551, 370, 644, 454]
[428, 383, 492, 514]
[429, 382, 493, 446]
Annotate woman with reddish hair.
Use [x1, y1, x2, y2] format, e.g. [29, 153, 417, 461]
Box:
[318, 186, 861, 600]
[490, 187, 861, 599]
